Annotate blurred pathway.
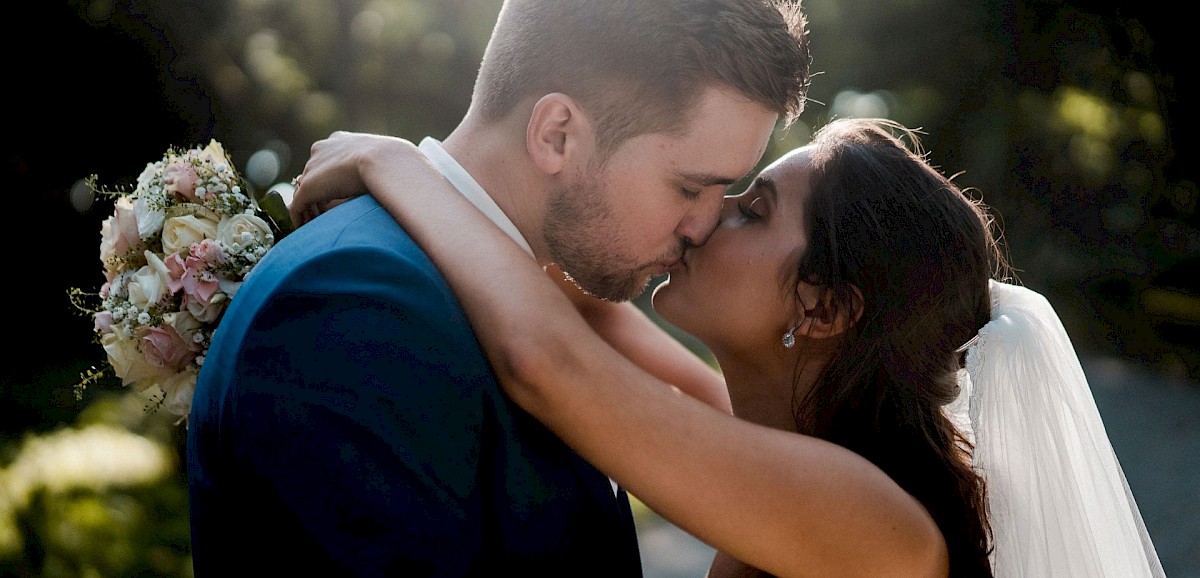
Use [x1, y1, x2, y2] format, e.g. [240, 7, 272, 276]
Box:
[635, 355, 1200, 578]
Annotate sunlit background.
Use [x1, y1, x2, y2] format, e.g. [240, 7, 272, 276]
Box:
[5, 0, 1196, 576]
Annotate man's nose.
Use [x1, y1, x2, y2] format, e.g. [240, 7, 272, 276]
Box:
[675, 193, 725, 247]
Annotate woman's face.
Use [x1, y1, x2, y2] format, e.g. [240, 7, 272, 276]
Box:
[652, 145, 815, 357]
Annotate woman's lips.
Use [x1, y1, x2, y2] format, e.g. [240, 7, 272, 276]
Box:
[667, 252, 688, 271]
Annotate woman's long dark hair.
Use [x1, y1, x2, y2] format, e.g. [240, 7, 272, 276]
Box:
[792, 118, 1007, 576]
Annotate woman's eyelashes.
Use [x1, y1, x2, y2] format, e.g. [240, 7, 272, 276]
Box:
[738, 196, 765, 220]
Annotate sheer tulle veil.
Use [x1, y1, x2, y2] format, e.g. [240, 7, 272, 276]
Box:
[944, 281, 1166, 577]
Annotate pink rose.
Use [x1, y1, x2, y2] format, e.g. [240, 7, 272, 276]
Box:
[191, 238, 226, 265]
[164, 160, 199, 201]
[184, 263, 220, 303]
[165, 250, 220, 304]
[142, 325, 198, 373]
[94, 311, 114, 335]
[164, 252, 187, 293]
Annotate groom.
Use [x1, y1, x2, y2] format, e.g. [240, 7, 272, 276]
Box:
[186, 0, 809, 575]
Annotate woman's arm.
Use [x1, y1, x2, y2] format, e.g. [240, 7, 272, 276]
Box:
[544, 263, 732, 414]
[291, 133, 948, 578]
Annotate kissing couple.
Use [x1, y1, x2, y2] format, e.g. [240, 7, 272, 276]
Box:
[186, 1, 1164, 576]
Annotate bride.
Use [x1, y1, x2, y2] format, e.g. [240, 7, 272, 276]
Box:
[290, 118, 1165, 577]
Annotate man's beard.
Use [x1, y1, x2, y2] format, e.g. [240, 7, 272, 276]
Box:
[543, 181, 652, 302]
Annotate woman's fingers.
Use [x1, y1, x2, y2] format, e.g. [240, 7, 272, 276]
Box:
[287, 132, 424, 227]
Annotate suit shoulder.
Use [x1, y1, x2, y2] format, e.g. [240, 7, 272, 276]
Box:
[252, 197, 445, 290]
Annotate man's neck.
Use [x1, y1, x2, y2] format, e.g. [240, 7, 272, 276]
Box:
[442, 125, 552, 265]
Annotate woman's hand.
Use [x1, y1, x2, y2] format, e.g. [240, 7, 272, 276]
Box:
[289, 131, 424, 226]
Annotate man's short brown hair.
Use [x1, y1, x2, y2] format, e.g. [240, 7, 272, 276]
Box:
[473, 0, 810, 157]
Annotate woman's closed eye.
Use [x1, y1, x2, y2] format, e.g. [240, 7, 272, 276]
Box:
[738, 196, 766, 220]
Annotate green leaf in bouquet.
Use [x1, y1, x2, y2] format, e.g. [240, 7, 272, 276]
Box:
[256, 188, 296, 238]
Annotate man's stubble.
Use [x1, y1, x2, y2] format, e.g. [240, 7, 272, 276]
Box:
[543, 179, 657, 303]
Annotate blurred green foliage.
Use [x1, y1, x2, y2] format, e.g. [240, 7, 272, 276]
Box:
[4, 1, 1193, 576]
[1, 393, 191, 577]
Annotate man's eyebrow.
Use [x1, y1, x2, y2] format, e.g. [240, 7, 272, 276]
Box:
[676, 171, 740, 187]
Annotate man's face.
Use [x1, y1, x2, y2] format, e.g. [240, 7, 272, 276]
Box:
[544, 85, 779, 302]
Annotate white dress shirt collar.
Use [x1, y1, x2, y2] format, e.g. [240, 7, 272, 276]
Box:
[418, 137, 534, 258]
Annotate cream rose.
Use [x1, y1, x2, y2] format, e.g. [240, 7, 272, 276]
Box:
[199, 139, 229, 168]
[99, 196, 140, 269]
[99, 216, 118, 269]
[217, 213, 274, 252]
[127, 251, 173, 310]
[185, 291, 227, 323]
[161, 213, 219, 256]
[101, 329, 168, 387]
[158, 372, 198, 417]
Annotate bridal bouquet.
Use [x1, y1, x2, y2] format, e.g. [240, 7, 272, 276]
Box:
[70, 140, 293, 420]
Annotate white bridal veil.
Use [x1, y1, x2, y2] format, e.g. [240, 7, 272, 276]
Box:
[947, 281, 1166, 577]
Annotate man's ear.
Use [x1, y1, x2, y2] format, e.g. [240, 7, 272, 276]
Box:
[793, 281, 864, 340]
[526, 93, 592, 176]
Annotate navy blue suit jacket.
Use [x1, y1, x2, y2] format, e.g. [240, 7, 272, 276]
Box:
[187, 196, 642, 576]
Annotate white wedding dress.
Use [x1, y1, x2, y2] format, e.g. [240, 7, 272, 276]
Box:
[945, 281, 1166, 577]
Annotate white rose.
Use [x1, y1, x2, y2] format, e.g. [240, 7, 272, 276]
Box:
[217, 278, 243, 299]
[134, 193, 166, 240]
[108, 270, 135, 302]
[101, 329, 167, 387]
[217, 213, 274, 252]
[135, 161, 162, 194]
[162, 213, 219, 255]
[127, 251, 173, 310]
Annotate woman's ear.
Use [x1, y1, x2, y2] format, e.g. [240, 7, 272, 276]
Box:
[793, 281, 864, 340]
[526, 93, 592, 176]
